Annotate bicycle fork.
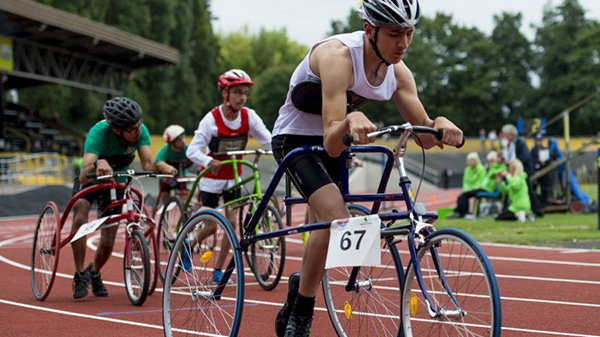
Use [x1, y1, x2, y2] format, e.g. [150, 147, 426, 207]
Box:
[407, 228, 466, 319]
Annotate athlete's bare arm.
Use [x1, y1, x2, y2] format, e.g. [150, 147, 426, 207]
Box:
[311, 41, 376, 158]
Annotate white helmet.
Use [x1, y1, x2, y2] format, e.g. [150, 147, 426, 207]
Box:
[163, 124, 185, 143]
[358, 0, 421, 28]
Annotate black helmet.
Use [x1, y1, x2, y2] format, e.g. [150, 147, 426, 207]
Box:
[103, 97, 142, 129]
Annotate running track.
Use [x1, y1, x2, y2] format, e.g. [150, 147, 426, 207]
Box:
[1, 204, 600, 337]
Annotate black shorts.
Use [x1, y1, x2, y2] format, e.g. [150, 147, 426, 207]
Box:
[272, 134, 342, 200]
[72, 174, 124, 216]
[201, 188, 241, 208]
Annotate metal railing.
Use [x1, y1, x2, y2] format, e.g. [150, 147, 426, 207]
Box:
[0, 152, 70, 188]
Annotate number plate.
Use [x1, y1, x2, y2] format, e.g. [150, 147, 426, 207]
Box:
[70, 216, 114, 243]
[325, 214, 381, 269]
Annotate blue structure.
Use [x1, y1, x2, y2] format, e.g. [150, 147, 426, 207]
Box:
[548, 138, 592, 205]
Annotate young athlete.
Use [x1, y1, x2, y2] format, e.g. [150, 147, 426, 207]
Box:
[271, 1, 463, 335]
[185, 69, 272, 282]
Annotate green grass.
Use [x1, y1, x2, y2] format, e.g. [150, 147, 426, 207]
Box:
[436, 213, 600, 248]
[580, 184, 598, 202]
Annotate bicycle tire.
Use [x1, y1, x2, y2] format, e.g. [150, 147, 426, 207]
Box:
[30, 201, 61, 301]
[157, 196, 186, 285]
[162, 209, 244, 337]
[124, 228, 151, 306]
[250, 204, 285, 291]
[323, 204, 406, 337]
[401, 228, 501, 337]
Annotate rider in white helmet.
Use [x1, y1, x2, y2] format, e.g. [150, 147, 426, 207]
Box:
[156, 124, 190, 205]
[271, 1, 463, 336]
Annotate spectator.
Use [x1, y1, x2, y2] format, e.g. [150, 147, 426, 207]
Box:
[463, 152, 486, 193]
[488, 129, 498, 151]
[449, 151, 506, 218]
[500, 124, 544, 216]
[530, 133, 552, 206]
[479, 128, 486, 150]
[495, 159, 532, 222]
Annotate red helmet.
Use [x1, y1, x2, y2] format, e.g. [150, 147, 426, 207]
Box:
[217, 69, 253, 92]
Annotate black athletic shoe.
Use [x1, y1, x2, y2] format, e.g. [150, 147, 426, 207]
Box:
[85, 264, 108, 297]
[72, 269, 91, 299]
[284, 313, 313, 337]
[275, 272, 300, 337]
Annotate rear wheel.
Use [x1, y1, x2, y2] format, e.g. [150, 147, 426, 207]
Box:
[401, 228, 501, 337]
[123, 228, 151, 306]
[323, 204, 405, 337]
[30, 201, 61, 301]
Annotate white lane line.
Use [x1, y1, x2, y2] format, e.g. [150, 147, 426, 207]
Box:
[481, 242, 600, 254]
[0, 298, 163, 331]
[4, 232, 600, 329]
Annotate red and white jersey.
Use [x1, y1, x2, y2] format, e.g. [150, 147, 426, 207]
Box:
[187, 105, 272, 193]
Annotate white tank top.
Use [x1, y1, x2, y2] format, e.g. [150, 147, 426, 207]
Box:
[272, 31, 397, 136]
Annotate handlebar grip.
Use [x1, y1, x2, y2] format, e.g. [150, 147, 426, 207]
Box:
[342, 133, 353, 147]
[437, 129, 465, 148]
[86, 173, 97, 179]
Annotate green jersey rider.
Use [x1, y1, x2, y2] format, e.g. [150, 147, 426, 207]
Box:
[71, 97, 176, 300]
[156, 124, 191, 205]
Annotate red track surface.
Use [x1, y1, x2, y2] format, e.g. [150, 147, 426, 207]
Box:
[2, 193, 600, 337]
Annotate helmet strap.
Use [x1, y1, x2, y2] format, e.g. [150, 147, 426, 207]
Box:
[368, 27, 390, 77]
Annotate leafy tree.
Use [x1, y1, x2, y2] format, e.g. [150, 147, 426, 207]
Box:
[251, 64, 296, 129]
[489, 12, 535, 123]
[328, 9, 363, 36]
[534, 0, 600, 135]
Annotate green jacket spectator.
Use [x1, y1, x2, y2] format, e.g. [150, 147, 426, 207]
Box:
[463, 152, 486, 192]
[500, 172, 531, 213]
[481, 162, 507, 193]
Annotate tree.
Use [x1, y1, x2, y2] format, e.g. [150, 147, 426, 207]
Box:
[251, 64, 296, 129]
[534, 0, 600, 135]
[489, 13, 535, 123]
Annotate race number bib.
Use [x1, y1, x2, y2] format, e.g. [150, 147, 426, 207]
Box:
[325, 214, 381, 269]
[70, 216, 112, 243]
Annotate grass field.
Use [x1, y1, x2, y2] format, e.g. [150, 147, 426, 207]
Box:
[435, 183, 600, 248]
[437, 213, 599, 248]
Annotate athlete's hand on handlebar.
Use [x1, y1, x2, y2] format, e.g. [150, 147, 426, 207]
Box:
[346, 111, 377, 145]
[432, 117, 463, 149]
[208, 159, 222, 175]
[157, 161, 178, 176]
[96, 159, 112, 178]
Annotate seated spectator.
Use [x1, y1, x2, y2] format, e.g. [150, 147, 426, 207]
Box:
[449, 151, 506, 218]
[463, 152, 486, 192]
[495, 159, 532, 223]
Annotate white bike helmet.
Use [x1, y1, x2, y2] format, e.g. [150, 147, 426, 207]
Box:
[358, 0, 421, 28]
[163, 125, 185, 143]
[358, 0, 421, 67]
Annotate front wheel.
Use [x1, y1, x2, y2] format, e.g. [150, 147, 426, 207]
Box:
[31, 201, 61, 301]
[323, 204, 405, 337]
[401, 228, 501, 337]
[123, 228, 151, 306]
[162, 210, 244, 337]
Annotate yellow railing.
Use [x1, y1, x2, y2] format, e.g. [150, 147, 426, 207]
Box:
[0, 152, 70, 186]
